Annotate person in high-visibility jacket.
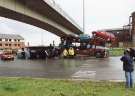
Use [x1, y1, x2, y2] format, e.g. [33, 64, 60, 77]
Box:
[68, 47, 75, 57]
[63, 48, 68, 57]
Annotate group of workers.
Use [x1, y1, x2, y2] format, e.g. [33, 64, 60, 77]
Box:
[18, 47, 75, 59]
[63, 47, 75, 58]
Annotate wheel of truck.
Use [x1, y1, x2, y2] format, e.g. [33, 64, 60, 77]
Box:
[95, 52, 101, 58]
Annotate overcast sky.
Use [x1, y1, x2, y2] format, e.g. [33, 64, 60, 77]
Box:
[0, 0, 135, 46]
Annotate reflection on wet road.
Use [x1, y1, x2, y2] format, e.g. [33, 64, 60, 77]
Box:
[0, 57, 134, 80]
[0, 58, 83, 79]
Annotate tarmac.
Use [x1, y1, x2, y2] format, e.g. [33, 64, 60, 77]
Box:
[0, 56, 134, 81]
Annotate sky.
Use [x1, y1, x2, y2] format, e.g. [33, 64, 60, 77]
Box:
[0, 0, 135, 46]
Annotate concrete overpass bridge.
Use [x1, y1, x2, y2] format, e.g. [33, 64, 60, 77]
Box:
[0, 0, 83, 37]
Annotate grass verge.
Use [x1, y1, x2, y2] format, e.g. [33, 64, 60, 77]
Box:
[109, 48, 124, 56]
[0, 77, 134, 96]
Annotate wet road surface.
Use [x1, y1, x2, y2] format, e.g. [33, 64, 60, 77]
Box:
[0, 57, 134, 80]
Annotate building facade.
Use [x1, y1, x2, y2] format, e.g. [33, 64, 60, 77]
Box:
[0, 34, 25, 50]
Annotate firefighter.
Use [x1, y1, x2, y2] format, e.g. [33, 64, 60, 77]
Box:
[68, 47, 75, 58]
[63, 48, 68, 58]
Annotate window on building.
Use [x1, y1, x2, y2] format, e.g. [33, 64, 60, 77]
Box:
[5, 39, 8, 41]
[14, 39, 16, 42]
[0, 39, 2, 41]
[9, 39, 11, 41]
[18, 44, 20, 46]
[14, 44, 17, 46]
[9, 44, 11, 46]
[0, 44, 2, 46]
[5, 44, 8, 46]
[18, 39, 20, 42]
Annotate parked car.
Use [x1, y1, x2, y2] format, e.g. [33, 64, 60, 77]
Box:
[1, 51, 14, 60]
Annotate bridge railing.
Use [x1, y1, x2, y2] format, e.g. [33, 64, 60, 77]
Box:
[43, 0, 83, 32]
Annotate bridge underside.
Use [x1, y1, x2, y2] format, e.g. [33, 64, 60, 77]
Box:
[0, 7, 66, 37]
[0, 0, 82, 37]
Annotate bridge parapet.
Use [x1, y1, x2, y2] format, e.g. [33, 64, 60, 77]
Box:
[44, 0, 83, 32]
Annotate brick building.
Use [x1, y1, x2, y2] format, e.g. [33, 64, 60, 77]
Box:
[0, 34, 25, 50]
